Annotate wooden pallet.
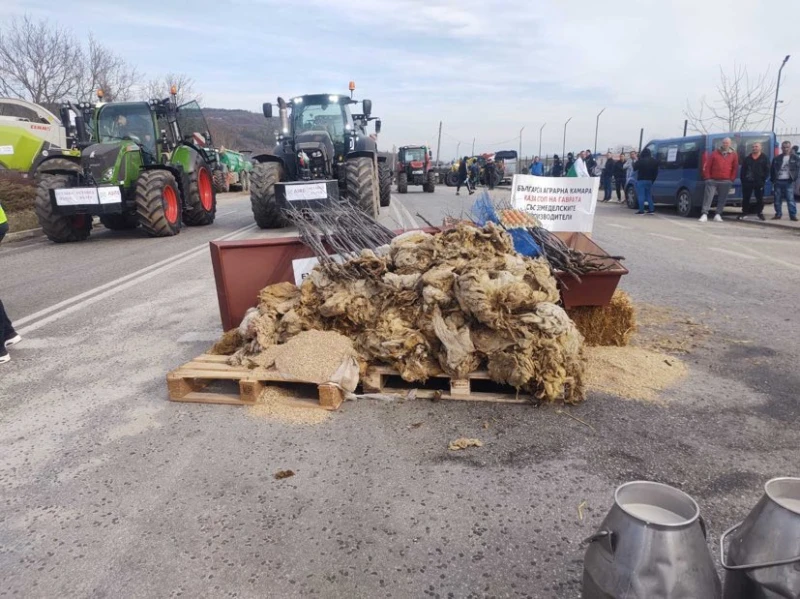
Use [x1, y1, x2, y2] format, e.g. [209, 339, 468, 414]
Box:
[166, 354, 344, 410]
[362, 365, 529, 404]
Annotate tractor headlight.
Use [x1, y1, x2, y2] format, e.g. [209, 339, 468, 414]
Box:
[102, 167, 114, 181]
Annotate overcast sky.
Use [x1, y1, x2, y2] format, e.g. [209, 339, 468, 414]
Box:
[8, 0, 799, 159]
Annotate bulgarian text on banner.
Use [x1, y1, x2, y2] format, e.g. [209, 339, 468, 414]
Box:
[510, 174, 599, 232]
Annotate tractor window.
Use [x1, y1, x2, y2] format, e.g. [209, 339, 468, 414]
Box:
[293, 102, 348, 139]
[177, 101, 212, 146]
[402, 148, 426, 162]
[97, 103, 157, 154]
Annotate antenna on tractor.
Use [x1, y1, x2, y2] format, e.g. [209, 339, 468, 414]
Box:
[349, 81, 355, 99]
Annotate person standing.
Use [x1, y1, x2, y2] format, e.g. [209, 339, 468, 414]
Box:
[456, 156, 472, 196]
[0, 199, 8, 243]
[770, 140, 800, 221]
[551, 155, 563, 177]
[484, 159, 497, 190]
[633, 148, 658, 214]
[601, 152, 615, 201]
[624, 150, 637, 184]
[700, 137, 738, 222]
[469, 160, 480, 189]
[737, 142, 770, 221]
[564, 153, 575, 176]
[573, 150, 590, 177]
[584, 149, 597, 176]
[613, 153, 626, 201]
[0, 300, 21, 364]
[529, 156, 544, 176]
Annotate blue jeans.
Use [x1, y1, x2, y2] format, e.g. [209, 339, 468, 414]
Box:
[602, 174, 613, 200]
[636, 180, 654, 212]
[773, 180, 797, 218]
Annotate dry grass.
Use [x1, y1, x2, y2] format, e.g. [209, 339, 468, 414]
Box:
[0, 180, 36, 212]
[567, 290, 636, 346]
[6, 209, 39, 232]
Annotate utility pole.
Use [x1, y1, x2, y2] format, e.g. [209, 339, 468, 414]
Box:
[562, 117, 572, 162]
[683, 119, 688, 137]
[772, 55, 790, 133]
[638, 128, 644, 152]
[435, 121, 442, 166]
[456, 142, 461, 159]
[471, 137, 475, 155]
[538, 122, 546, 158]
[518, 126, 525, 174]
[594, 108, 606, 155]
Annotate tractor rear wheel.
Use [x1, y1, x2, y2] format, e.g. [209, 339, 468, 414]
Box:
[213, 169, 229, 193]
[34, 173, 92, 243]
[100, 214, 139, 230]
[423, 171, 436, 193]
[250, 162, 286, 229]
[445, 171, 458, 187]
[345, 157, 378, 218]
[183, 163, 216, 226]
[379, 163, 391, 207]
[397, 172, 408, 194]
[135, 170, 181, 237]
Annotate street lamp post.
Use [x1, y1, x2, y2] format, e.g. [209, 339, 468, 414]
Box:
[471, 137, 475, 155]
[594, 107, 606, 155]
[772, 55, 790, 133]
[518, 126, 525, 174]
[456, 142, 461, 159]
[538, 122, 546, 158]
[562, 117, 572, 164]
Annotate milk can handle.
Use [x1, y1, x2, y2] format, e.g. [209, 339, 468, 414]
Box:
[583, 529, 616, 554]
[720, 521, 800, 571]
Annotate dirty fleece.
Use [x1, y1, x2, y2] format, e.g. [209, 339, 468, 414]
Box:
[230, 223, 586, 403]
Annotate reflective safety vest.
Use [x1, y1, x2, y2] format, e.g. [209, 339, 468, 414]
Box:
[0, 202, 7, 225]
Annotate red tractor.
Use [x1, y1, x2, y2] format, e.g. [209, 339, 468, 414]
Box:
[396, 145, 435, 193]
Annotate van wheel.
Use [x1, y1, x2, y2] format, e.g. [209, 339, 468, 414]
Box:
[676, 188, 696, 217]
[625, 185, 637, 209]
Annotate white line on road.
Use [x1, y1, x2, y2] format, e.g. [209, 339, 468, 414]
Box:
[649, 233, 685, 242]
[605, 223, 631, 229]
[16, 224, 257, 334]
[389, 199, 408, 230]
[708, 246, 757, 260]
[393, 197, 421, 229]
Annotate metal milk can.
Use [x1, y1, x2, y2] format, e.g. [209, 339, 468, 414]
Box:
[721, 477, 800, 599]
[583, 480, 721, 598]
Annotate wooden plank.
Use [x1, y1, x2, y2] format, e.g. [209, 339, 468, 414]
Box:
[166, 373, 210, 399]
[318, 384, 344, 410]
[378, 387, 528, 404]
[170, 391, 249, 405]
[449, 378, 471, 399]
[362, 368, 382, 393]
[182, 361, 249, 373]
[239, 379, 264, 404]
[193, 354, 231, 364]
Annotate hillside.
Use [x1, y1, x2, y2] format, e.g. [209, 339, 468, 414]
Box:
[204, 107, 278, 153]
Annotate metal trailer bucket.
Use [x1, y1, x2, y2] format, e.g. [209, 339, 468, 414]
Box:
[583, 481, 721, 599]
[721, 477, 800, 599]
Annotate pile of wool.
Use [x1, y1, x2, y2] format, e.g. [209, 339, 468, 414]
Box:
[225, 222, 586, 403]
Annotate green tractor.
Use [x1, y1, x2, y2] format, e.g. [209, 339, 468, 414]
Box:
[212, 148, 252, 193]
[34, 91, 217, 242]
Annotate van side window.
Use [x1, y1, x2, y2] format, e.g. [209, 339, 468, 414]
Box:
[679, 141, 699, 168]
[658, 145, 679, 169]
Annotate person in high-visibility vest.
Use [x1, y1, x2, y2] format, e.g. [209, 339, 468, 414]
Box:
[0, 200, 22, 364]
[0, 199, 8, 243]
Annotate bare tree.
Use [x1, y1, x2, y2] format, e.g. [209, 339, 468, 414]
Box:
[142, 73, 202, 105]
[0, 16, 82, 104]
[685, 64, 776, 134]
[77, 35, 141, 103]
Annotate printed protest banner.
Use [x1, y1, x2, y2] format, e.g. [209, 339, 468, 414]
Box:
[511, 174, 599, 232]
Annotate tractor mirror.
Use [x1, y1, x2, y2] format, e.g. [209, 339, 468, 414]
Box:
[262, 102, 273, 119]
[375, 119, 382, 134]
[362, 99, 372, 117]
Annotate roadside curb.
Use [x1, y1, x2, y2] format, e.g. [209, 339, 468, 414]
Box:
[733, 218, 800, 233]
[4, 227, 45, 243]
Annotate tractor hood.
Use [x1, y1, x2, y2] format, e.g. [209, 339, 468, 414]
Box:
[409, 160, 424, 168]
[81, 141, 132, 183]
[295, 130, 335, 161]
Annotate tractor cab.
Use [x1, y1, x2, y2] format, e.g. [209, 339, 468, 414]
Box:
[395, 145, 435, 194]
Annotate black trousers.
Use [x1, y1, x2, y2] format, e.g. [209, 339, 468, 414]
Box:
[742, 182, 764, 215]
[0, 300, 14, 344]
[0, 221, 8, 243]
[615, 177, 624, 200]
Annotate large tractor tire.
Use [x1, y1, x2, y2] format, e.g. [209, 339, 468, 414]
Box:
[379, 163, 391, 207]
[34, 173, 92, 243]
[34, 157, 81, 180]
[397, 172, 408, 194]
[345, 157, 378, 218]
[100, 214, 139, 230]
[241, 171, 250, 193]
[183, 162, 216, 226]
[135, 170, 181, 237]
[250, 162, 286, 229]
[444, 171, 458, 187]
[213, 169, 229, 193]
[423, 171, 436, 193]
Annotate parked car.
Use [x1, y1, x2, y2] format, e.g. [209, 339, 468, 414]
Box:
[624, 132, 776, 217]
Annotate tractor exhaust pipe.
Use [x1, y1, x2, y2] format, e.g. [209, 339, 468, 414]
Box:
[277, 97, 289, 135]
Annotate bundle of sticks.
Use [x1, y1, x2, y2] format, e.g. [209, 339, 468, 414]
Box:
[526, 226, 624, 280]
[284, 200, 396, 278]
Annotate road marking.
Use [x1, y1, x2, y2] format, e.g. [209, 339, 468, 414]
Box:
[605, 223, 631, 229]
[649, 233, 685, 242]
[394, 197, 421, 229]
[0, 238, 50, 254]
[216, 210, 238, 217]
[389, 200, 408, 229]
[15, 224, 257, 334]
[708, 246, 757, 260]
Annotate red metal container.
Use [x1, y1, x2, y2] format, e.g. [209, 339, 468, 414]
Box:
[210, 231, 627, 330]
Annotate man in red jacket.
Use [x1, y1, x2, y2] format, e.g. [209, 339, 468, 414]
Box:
[700, 137, 739, 222]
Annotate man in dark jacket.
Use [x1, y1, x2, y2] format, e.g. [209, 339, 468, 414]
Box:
[551, 155, 563, 177]
[613, 154, 626, 201]
[601, 152, 615, 201]
[564, 153, 575, 176]
[456, 156, 472, 196]
[585, 149, 597, 175]
[770, 140, 800, 220]
[633, 148, 658, 214]
[738, 142, 770, 221]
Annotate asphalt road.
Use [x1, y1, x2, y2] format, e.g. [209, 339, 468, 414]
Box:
[1, 185, 799, 598]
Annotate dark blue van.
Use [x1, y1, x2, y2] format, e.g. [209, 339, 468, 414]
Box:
[625, 132, 776, 217]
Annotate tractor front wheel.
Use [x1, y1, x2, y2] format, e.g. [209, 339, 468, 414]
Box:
[183, 163, 216, 226]
[423, 171, 436, 193]
[397, 172, 408, 194]
[379, 163, 391, 207]
[250, 162, 286, 229]
[345, 157, 378, 218]
[213, 169, 229, 194]
[34, 173, 92, 243]
[135, 170, 181, 237]
[100, 214, 139, 230]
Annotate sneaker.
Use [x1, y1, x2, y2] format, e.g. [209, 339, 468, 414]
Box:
[791, 216, 799, 222]
[0, 349, 9, 364]
[455, 192, 460, 196]
[636, 211, 645, 214]
[713, 214, 723, 222]
[736, 215, 746, 221]
[4, 334, 21, 348]
[646, 211, 655, 215]
[699, 214, 708, 223]
[772, 214, 782, 220]
[757, 213, 766, 221]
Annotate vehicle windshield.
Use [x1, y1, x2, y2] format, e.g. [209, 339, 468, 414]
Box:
[403, 148, 426, 162]
[97, 103, 155, 148]
[293, 100, 349, 140]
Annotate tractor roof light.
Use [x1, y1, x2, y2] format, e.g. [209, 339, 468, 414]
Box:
[96, 89, 104, 99]
[292, 97, 302, 104]
[349, 81, 356, 91]
[329, 95, 339, 102]
[170, 85, 178, 96]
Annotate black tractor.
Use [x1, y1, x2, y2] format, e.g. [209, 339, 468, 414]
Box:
[250, 87, 391, 229]
[396, 145, 435, 193]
